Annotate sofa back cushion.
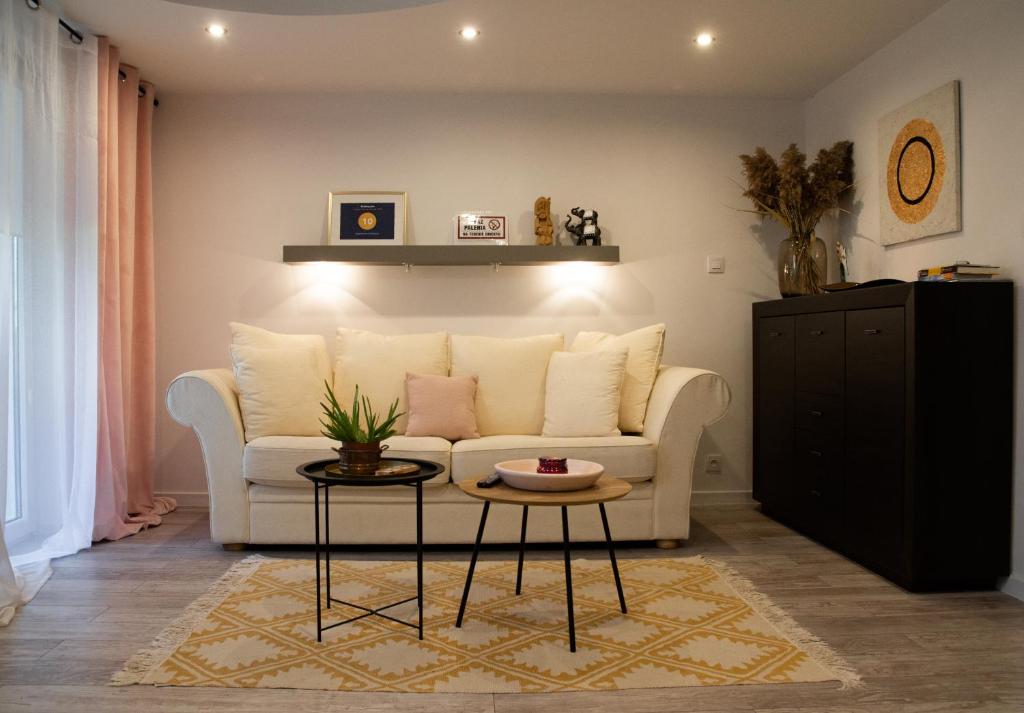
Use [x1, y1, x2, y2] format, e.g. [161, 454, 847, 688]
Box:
[571, 323, 665, 432]
[451, 334, 563, 436]
[543, 349, 628, 437]
[229, 322, 331, 386]
[333, 328, 449, 434]
[230, 344, 324, 441]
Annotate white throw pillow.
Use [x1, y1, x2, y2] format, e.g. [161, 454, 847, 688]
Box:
[229, 322, 332, 388]
[333, 328, 449, 434]
[542, 349, 628, 438]
[230, 345, 324, 441]
[571, 323, 666, 432]
[451, 334, 564, 436]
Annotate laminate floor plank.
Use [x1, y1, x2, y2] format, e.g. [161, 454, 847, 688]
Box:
[0, 504, 1020, 713]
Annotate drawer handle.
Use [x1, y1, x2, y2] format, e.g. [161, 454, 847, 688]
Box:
[768, 331, 782, 337]
[809, 329, 824, 336]
[809, 410, 823, 417]
[809, 449, 822, 457]
[863, 328, 881, 335]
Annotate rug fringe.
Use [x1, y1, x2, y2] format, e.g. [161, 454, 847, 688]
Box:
[699, 555, 862, 689]
[110, 554, 267, 686]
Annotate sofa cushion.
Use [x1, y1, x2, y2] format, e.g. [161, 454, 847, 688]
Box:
[230, 322, 331, 386]
[571, 323, 665, 433]
[405, 373, 480, 441]
[450, 334, 563, 436]
[230, 344, 324, 441]
[542, 349, 628, 438]
[334, 328, 449, 434]
[243, 435, 451, 487]
[450, 434, 656, 484]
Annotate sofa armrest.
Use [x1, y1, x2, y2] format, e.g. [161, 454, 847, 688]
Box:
[166, 369, 249, 544]
[643, 366, 731, 539]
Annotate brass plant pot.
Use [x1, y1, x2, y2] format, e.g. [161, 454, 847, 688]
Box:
[334, 442, 389, 476]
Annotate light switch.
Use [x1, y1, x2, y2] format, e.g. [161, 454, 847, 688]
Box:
[706, 255, 725, 274]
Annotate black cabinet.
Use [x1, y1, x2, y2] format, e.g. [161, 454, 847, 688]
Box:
[753, 282, 1013, 591]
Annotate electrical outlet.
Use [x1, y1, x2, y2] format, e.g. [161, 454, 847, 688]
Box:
[705, 454, 723, 474]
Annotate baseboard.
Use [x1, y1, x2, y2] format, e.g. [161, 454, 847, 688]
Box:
[999, 573, 1024, 602]
[691, 489, 755, 506]
[158, 491, 209, 508]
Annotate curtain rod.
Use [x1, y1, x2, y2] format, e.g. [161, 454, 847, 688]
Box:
[26, 0, 160, 107]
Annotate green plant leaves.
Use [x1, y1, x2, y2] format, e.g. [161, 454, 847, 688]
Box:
[320, 380, 404, 443]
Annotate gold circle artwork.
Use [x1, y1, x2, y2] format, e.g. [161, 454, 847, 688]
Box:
[886, 117, 945, 224]
[357, 211, 378, 230]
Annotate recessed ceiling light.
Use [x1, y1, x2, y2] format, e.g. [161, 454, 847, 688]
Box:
[459, 26, 480, 40]
[205, 24, 228, 38]
[694, 32, 715, 47]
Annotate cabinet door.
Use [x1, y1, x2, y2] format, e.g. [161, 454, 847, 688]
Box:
[796, 312, 845, 395]
[755, 316, 795, 515]
[845, 307, 906, 576]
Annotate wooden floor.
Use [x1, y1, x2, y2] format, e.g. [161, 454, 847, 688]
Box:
[1, 504, 1023, 712]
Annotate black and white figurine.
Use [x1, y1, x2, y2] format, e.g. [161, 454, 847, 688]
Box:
[565, 207, 601, 246]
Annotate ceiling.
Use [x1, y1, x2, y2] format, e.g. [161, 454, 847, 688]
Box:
[55, 0, 948, 97]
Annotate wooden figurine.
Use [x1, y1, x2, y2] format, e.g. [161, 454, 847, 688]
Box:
[565, 207, 601, 246]
[534, 196, 554, 246]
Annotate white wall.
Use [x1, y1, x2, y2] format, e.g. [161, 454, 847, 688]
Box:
[804, 0, 1024, 598]
[152, 92, 802, 505]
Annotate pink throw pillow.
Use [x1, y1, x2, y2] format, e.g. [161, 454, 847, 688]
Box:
[404, 373, 480, 441]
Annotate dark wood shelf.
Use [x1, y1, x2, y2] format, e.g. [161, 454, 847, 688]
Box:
[282, 244, 619, 266]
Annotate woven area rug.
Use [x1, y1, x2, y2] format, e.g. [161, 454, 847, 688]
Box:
[114, 555, 859, 692]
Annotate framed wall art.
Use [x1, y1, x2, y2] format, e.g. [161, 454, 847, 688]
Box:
[326, 191, 407, 246]
[878, 81, 961, 246]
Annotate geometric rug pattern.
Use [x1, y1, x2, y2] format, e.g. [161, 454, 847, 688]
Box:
[115, 556, 858, 692]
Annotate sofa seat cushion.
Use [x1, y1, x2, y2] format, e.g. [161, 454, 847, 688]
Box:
[243, 435, 451, 487]
[450, 435, 655, 484]
[248, 481, 654, 504]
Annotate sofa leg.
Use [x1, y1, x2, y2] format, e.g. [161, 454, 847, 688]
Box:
[222, 543, 247, 551]
[655, 539, 681, 550]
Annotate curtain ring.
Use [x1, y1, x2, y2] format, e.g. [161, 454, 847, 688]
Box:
[26, 0, 41, 10]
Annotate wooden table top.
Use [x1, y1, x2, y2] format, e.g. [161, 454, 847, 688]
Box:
[457, 475, 632, 506]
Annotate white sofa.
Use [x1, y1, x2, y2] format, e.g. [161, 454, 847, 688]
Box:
[167, 364, 730, 548]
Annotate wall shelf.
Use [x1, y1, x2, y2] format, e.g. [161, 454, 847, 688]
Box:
[282, 244, 619, 266]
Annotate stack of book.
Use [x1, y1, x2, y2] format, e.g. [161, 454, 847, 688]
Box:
[917, 262, 1000, 282]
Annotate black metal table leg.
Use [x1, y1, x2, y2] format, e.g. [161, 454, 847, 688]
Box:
[515, 506, 529, 595]
[314, 482, 322, 643]
[599, 502, 627, 614]
[416, 481, 423, 640]
[561, 505, 576, 652]
[324, 482, 331, 609]
[456, 501, 490, 628]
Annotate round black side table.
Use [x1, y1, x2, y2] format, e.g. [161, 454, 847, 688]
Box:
[297, 458, 445, 642]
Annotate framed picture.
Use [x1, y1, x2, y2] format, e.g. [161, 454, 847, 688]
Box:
[327, 191, 407, 246]
[878, 81, 961, 246]
[452, 211, 508, 245]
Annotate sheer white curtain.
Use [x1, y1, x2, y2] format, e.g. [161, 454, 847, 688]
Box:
[0, 0, 98, 625]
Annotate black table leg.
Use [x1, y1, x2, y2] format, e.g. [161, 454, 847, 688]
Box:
[599, 502, 627, 614]
[416, 481, 423, 640]
[324, 483, 331, 609]
[456, 501, 490, 628]
[561, 505, 576, 652]
[515, 506, 529, 595]
[314, 482, 322, 643]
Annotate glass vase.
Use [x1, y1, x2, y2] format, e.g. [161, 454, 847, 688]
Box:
[778, 235, 827, 298]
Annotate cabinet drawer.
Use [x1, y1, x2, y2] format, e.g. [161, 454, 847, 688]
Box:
[795, 429, 844, 545]
[795, 392, 843, 435]
[796, 312, 845, 395]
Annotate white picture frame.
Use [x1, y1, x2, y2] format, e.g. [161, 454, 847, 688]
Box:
[326, 191, 407, 246]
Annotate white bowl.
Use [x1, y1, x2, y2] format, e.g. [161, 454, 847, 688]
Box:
[494, 459, 604, 492]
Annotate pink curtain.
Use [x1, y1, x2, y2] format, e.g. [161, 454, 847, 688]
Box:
[92, 38, 175, 542]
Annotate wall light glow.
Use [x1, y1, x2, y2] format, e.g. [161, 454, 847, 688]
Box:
[295, 262, 361, 305]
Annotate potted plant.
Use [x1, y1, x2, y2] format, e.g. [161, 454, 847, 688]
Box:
[320, 382, 403, 475]
[738, 141, 854, 297]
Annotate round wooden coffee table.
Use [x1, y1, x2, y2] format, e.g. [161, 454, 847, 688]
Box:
[455, 475, 632, 652]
